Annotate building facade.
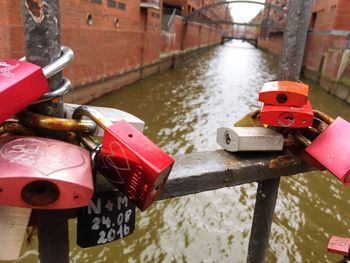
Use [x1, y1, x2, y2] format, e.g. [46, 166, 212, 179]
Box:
[0, 0, 232, 103]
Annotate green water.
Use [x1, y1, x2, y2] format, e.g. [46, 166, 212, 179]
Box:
[15, 41, 350, 262]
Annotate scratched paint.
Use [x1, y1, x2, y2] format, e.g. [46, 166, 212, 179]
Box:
[24, 0, 44, 24]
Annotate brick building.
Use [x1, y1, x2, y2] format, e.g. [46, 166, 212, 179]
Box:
[0, 0, 231, 103]
[257, 0, 287, 55]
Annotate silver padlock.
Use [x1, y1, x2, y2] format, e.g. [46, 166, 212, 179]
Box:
[216, 127, 284, 152]
[64, 103, 145, 135]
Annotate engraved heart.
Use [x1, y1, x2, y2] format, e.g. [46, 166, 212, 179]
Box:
[100, 141, 131, 185]
[1, 137, 85, 176]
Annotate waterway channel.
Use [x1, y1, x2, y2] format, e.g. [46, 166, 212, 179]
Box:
[17, 40, 350, 262]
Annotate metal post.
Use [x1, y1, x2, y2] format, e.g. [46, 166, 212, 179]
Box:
[277, 0, 313, 81]
[246, 1, 313, 263]
[22, 1, 69, 263]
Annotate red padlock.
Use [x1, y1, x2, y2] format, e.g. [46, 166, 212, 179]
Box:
[327, 236, 350, 256]
[306, 117, 350, 185]
[260, 100, 314, 128]
[0, 47, 73, 123]
[259, 81, 309, 106]
[0, 136, 93, 209]
[73, 106, 174, 211]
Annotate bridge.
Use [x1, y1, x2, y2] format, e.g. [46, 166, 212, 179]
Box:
[221, 32, 258, 46]
[183, 0, 286, 47]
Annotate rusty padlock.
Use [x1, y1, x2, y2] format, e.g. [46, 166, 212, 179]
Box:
[259, 81, 309, 106]
[0, 136, 93, 209]
[73, 106, 174, 211]
[328, 236, 350, 257]
[0, 47, 73, 123]
[305, 115, 350, 185]
[260, 100, 314, 128]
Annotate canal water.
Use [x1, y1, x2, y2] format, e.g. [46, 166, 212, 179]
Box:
[16, 41, 350, 262]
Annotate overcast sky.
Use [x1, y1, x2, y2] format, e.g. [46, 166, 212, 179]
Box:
[229, 0, 265, 22]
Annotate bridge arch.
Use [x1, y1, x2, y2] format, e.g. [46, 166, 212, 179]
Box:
[184, 0, 286, 21]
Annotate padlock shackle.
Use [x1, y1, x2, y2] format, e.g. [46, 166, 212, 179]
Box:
[17, 111, 97, 133]
[72, 105, 113, 130]
[42, 46, 74, 79]
[294, 132, 311, 147]
[79, 133, 100, 151]
[0, 121, 34, 136]
[31, 78, 72, 104]
[250, 109, 261, 119]
[19, 46, 74, 79]
[313, 110, 334, 125]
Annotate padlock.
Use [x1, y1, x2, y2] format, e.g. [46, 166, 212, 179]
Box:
[64, 103, 145, 135]
[305, 116, 350, 185]
[328, 236, 350, 257]
[260, 100, 314, 128]
[17, 110, 97, 133]
[0, 46, 73, 123]
[77, 189, 136, 248]
[0, 205, 31, 260]
[72, 106, 174, 211]
[258, 81, 309, 106]
[0, 136, 93, 209]
[0, 120, 34, 136]
[216, 127, 284, 152]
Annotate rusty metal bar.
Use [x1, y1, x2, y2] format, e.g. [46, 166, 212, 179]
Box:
[46, 150, 315, 222]
[247, 1, 313, 262]
[93, 150, 316, 200]
[22, 1, 69, 263]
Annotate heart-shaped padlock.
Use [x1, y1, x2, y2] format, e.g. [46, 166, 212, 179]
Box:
[0, 136, 94, 209]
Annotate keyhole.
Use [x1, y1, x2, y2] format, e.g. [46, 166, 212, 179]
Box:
[224, 131, 231, 145]
[276, 93, 288, 104]
[278, 112, 294, 127]
[35, 186, 47, 195]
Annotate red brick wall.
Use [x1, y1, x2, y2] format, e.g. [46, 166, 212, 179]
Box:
[2, 0, 224, 90]
[160, 16, 183, 52]
[0, 1, 24, 59]
[311, 0, 338, 31]
[334, 0, 350, 30]
[160, 16, 221, 53]
[258, 35, 283, 56]
[60, 0, 163, 86]
[304, 0, 350, 74]
[322, 48, 344, 81]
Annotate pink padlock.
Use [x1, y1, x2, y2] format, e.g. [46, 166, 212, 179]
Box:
[0, 47, 73, 123]
[306, 117, 350, 185]
[0, 136, 93, 209]
[327, 236, 350, 256]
